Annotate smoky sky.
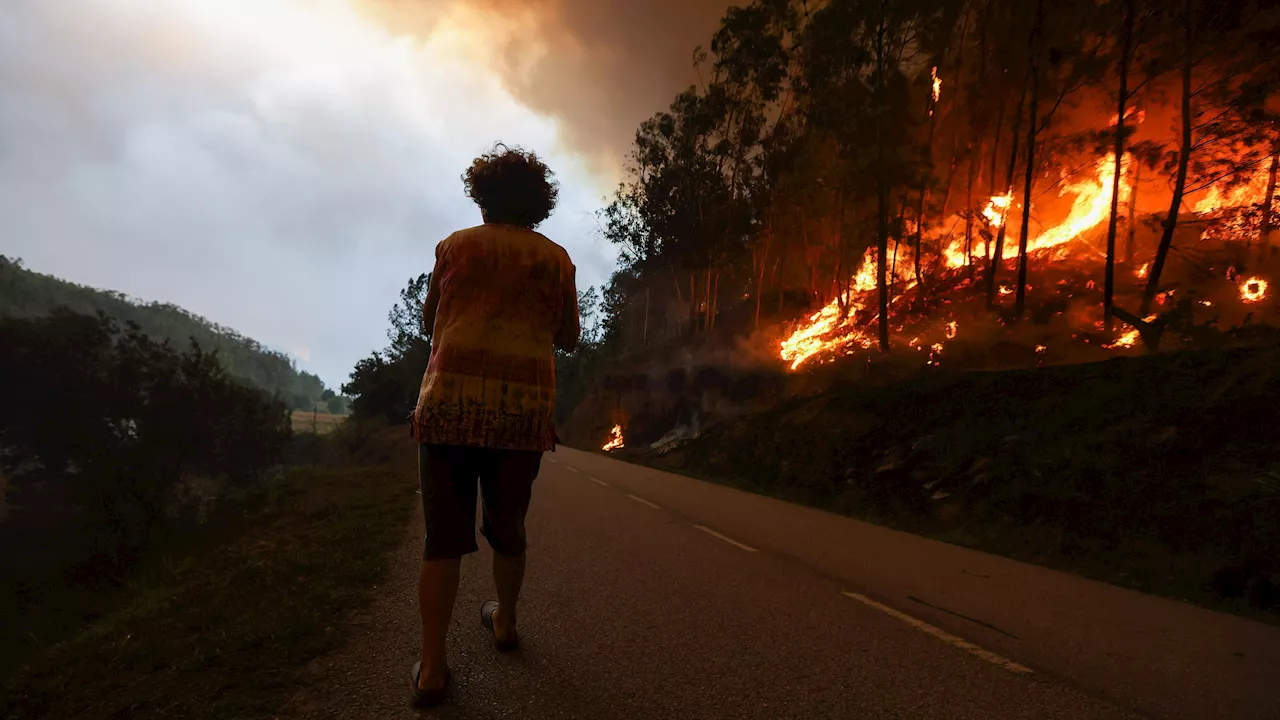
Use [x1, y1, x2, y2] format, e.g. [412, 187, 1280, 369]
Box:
[0, 0, 729, 389]
[369, 0, 734, 174]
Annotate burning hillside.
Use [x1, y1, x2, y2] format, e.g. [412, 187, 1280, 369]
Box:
[778, 152, 1276, 371]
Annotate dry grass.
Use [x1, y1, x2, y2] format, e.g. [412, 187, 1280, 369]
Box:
[1, 448, 414, 719]
[291, 410, 345, 435]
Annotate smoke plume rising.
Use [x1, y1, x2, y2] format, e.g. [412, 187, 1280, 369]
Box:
[363, 0, 733, 179]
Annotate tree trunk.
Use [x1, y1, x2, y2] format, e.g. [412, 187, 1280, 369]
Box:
[690, 272, 697, 333]
[1126, 161, 1139, 263]
[752, 235, 762, 327]
[835, 187, 849, 318]
[914, 190, 927, 288]
[965, 144, 976, 279]
[939, 145, 958, 227]
[1014, 0, 1044, 320]
[987, 66, 1030, 309]
[776, 257, 785, 314]
[1103, 0, 1134, 331]
[892, 196, 907, 303]
[704, 266, 712, 336]
[800, 209, 821, 302]
[876, 7, 891, 352]
[1142, 0, 1194, 316]
[914, 83, 941, 290]
[1260, 150, 1279, 265]
[644, 286, 650, 346]
[706, 267, 716, 330]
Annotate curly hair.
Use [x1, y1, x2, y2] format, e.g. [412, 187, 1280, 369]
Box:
[461, 143, 560, 229]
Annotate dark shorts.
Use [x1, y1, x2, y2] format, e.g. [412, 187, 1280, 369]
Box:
[419, 443, 543, 560]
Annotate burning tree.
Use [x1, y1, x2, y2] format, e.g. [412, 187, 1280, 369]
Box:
[585, 0, 1279, 379]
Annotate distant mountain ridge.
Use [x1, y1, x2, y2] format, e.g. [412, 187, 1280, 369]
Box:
[0, 255, 338, 411]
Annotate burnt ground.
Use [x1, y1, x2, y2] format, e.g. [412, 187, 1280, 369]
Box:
[609, 344, 1280, 623]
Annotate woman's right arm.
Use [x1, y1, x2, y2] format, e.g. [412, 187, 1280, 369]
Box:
[422, 244, 445, 356]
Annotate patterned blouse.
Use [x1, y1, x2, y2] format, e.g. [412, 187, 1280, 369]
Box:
[410, 223, 579, 452]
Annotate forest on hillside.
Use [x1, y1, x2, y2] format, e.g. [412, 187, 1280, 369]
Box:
[580, 0, 1277, 375]
[0, 256, 343, 413]
[342, 0, 1280, 449]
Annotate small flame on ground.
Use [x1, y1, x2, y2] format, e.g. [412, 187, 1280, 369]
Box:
[946, 321, 958, 339]
[931, 67, 941, 107]
[602, 425, 624, 452]
[1035, 345, 1047, 353]
[1135, 262, 1150, 278]
[1105, 329, 1140, 349]
[779, 249, 896, 369]
[999, 286, 1013, 296]
[926, 342, 945, 367]
[1240, 277, 1269, 303]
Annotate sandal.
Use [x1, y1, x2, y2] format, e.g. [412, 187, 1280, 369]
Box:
[410, 661, 450, 709]
[480, 600, 520, 652]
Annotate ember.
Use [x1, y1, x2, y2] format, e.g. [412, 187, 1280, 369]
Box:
[602, 425, 625, 452]
[1240, 277, 1269, 303]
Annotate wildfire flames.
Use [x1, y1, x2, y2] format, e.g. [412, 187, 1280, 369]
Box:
[786, 154, 1135, 368]
[983, 193, 1012, 228]
[930, 66, 941, 110]
[602, 425, 625, 451]
[1193, 166, 1272, 215]
[779, 251, 881, 369]
[778, 137, 1272, 371]
[1105, 329, 1140, 349]
[945, 155, 1133, 268]
[1240, 277, 1269, 303]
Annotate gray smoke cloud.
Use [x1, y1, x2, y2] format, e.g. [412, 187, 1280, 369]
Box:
[368, 0, 734, 176]
[1, 0, 665, 387]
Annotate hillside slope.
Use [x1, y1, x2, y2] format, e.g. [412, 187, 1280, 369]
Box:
[610, 346, 1280, 621]
[0, 256, 334, 410]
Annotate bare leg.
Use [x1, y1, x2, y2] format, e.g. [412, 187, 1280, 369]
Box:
[418, 557, 461, 689]
[491, 550, 525, 640]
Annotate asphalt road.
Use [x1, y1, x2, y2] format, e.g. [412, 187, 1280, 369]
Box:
[283, 446, 1280, 720]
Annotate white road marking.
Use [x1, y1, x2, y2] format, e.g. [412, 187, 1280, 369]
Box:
[841, 591, 1033, 674]
[589, 476, 609, 486]
[693, 525, 758, 552]
[416, 490, 422, 495]
[627, 494, 661, 509]
[564, 466, 580, 473]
